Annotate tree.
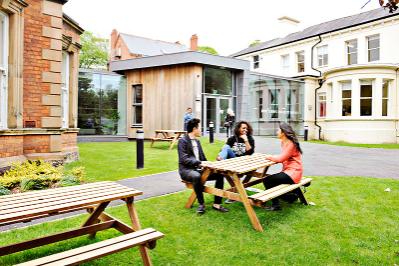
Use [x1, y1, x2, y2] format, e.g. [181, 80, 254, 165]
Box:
[249, 40, 262, 47]
[362, 0, 398, 12]
[79, 31, 108, 69]
[198, 46, 218, 55]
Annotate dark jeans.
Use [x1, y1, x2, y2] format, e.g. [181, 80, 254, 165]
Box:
[262, 172, 300, 206]
[181, 170, 224, 205]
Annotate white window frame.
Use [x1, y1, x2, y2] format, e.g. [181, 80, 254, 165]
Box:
[382, 80, 390, 117]
[346, 39, 358, 65]
[281, 54, 290, 73]
[317, 45, 328, 67]
[132, 84, 143, 126]
[253, 55, 259, 69]
[0, 11, 8, 130]
[367, 34, 380, 62]
[296, 51, 305, 73]
[61, 51, 69, 128]
[360, 80, 373, 116]
[317, 92, 327, 118]
[341, 81, 352, 117]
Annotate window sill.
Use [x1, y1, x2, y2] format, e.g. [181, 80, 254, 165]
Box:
[131, 125, 143, 128]
[323, 117, 398, 122]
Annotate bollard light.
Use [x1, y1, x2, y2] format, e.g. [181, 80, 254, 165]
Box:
[209, 121, 214, 144]
[136, 130, 144, 169]
[304, 126, 309, 142]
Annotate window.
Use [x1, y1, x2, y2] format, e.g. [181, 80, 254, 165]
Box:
[61, 52, 70, 128]
[253, 55, 259, 69]
[341, 82, 351, 116]
[296, 51, 305, 73]
[269, 88, 279, 119]
[281, 54, 290, 73]
[132, 84, 143, 125]
[346, 39, 358, 65]
[318, 93, 327, 118]
[257, 91, 263, 119]
[382, 80, 389, 116]
[0, 11, 8, 129]
[317, 45, 328, 67]
[367, 34, 380, 62]
[360, 80, 373, 116]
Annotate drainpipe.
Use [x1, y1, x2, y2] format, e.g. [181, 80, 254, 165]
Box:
[396, 67, 399, 143]
[311, 35, 325, 140]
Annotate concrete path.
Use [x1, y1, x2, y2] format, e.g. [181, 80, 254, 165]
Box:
[2, 136, 398, 232]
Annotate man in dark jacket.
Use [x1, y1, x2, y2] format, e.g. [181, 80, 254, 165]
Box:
[178, 118, 228, 214]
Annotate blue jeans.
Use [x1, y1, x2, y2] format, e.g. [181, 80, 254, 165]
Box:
[218, 145, 236, 160]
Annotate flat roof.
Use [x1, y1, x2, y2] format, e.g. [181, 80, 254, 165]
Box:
[109, 51, 250, 73]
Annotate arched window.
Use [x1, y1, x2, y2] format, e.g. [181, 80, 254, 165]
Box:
[0, 11, 8, 129]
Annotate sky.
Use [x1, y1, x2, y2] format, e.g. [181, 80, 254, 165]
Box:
[63, 0, 383, 56]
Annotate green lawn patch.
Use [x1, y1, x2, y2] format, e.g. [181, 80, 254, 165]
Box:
[307, 140, 399, 149]
[1, 176, 398, 265]
[65, 137, 223, 182]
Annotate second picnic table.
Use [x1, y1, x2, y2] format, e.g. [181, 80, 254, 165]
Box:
[150, 130, 186, 150]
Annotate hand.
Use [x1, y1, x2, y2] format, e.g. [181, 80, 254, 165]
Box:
[265, 154, 273, 160]
[200, 161, 211, 167]
[240, 134, 248, 142]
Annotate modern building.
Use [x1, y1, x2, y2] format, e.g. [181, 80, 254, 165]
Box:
[0, 0, 83, 172]
[232, 8, 399, 143]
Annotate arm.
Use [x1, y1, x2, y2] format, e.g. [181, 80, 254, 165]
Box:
[240, 135, 252, 152]
[178, 138, 201, 167]
[266, 142, 295, 163]
[246, 136, 255, 155]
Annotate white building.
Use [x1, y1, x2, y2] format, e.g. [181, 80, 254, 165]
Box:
[232, 8, 399, 144]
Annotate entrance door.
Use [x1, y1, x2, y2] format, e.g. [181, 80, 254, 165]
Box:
[204, 96, 233, 134]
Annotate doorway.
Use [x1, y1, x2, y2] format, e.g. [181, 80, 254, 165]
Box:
[203, 96, 233, 134]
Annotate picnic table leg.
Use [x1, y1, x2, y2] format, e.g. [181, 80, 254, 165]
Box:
[150, 132, 159, 147]
[297, 188, 309, 205]
[184, 168, 211, 208]
[169, 133, 180, 150]
[82, 201, 110, 239]
[232, 173, 264, 232]
[126, 197, 153, 266]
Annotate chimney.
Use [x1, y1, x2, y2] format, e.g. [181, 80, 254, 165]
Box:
[190, 34, 198, 51]
[277, 16, 300, 37]
[110, 29, 118, 51]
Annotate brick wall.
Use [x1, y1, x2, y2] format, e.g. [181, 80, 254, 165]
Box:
[62, 132, 77, 149]
[23, 135, 50, 154]
[0, 136, 24, 158]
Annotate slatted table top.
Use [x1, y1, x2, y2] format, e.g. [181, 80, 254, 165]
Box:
[155, 130, 186, 134]
[204, 153, 275, 174]
[0, 182, 142, 224]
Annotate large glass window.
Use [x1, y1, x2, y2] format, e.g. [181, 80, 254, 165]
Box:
[78, 70, 127, 135]
[367, 34, 380, 62]
[346, 39, 358, 65]
[0, 11, 8, 129]
[132, 84, 143, 125]
[360, 80, 373, 116]
[318, 93, 326, 118]
[269, 88, 279, 119]
[296, 51, 305, 73]
[281, 54, 290, 73]
[204, 67, 233, 96]
[257, 91, 263, 119]
[253, 55, 259, 69]
[317, 45, 328, 67]
[341, 82, 352, 116]
[382, 80, 389, 116]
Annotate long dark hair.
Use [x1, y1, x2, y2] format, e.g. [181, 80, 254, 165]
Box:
[279, 123, 302, 154]
[234, 121, 253, 137]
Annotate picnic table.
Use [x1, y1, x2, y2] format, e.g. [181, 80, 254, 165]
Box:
[183, 153, 312, 232]
[150, 129, 186, 150]
[0, 182, 164, 266]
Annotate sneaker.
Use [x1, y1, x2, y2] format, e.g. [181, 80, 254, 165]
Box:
[212, 205, 229, 213]
[216, 155, 223, 161]
[263, 205, 282, 211]
[224, 199, 236, 204]
[197, 204, 205, 214]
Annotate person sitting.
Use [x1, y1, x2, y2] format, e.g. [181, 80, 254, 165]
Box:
[262, 123, 303, 211]
[178, 118, 229, 214]
[217, 121, 255, 161]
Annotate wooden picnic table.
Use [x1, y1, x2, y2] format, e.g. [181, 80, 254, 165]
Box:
[0, 182, 164, 266]
[184, 153, 312, 232]
[150, 129, 186, 150]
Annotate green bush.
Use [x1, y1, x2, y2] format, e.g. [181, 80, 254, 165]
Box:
[0, 184, 11, 196]
[0, 160, 86, 193]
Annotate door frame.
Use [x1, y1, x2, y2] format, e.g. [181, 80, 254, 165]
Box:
[203, 95, 233, 134]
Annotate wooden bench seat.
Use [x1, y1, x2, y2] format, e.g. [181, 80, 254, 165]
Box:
[16, 228, 164, 266]
[249, 177, 312, 203]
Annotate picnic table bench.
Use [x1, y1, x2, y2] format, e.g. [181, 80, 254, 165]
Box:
[150, 130, 186, 150]
[183, 153, 312, 232]
[0, 182, 164, 266]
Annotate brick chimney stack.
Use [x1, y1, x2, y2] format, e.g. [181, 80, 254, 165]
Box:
[190, 34, 198, 51]
[111, 29, 118, 51]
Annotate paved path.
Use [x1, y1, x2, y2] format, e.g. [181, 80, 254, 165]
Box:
[2, 137, 398, 232]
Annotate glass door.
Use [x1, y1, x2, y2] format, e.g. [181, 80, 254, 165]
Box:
[204, 96, 233, 134]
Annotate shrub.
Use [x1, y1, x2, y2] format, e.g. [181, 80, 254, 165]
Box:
[20, 177, 48, 192]
[59, 175, 81, 187]
[0, 184, 11, 196]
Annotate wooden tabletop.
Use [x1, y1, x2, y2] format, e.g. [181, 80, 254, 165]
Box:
[204, 153, 275, 174]
[154, 130, 186, 134]
[0, 182, 142, 225]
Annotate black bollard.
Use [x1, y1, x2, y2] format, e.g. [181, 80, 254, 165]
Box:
[209, 121, 214, 144]
[136, 130, 144, 169]
[304, 126, 308, 141]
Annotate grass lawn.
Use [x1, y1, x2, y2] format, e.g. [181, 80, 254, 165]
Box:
[1, 176, 398, 265]
[65, 137, 223, 182]
[308, 140, 399, 149]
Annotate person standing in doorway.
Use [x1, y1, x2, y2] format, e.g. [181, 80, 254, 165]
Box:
[183, 107, 193, 131]
[224, 108, 235, 138]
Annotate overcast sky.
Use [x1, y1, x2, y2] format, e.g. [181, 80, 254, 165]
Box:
[63, 0, 383, 55]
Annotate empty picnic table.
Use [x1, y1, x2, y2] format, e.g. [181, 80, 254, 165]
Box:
[183, 153, 312, 232]
[150, 130, 186, 150]
[0, 182, 164, 266]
